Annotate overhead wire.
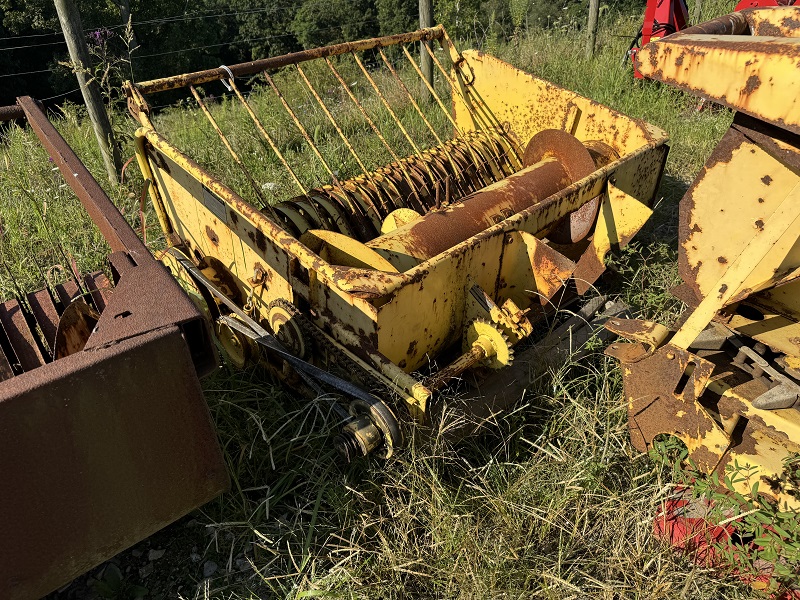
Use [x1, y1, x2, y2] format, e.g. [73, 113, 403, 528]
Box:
[0, 68, 53, 79]
[0, 39, 65, 52]
[130, 20, 382, 60]
[0, 4, 299, 50]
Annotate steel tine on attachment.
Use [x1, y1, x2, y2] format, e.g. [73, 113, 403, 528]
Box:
[323, 56, 425, 210]
[350, 51, 440, 197]
[189, 85, 283, 224]
[376, 47, 470, 198]
[262, 71, 383, 228]
[397, 43, 498, 191]
[228, 78, 308, 196]
[294, 64, 395, 211]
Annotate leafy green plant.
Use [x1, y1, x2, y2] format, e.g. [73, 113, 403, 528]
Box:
[662, 453, 800, 594]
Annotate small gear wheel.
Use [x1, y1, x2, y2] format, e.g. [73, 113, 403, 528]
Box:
[267, 299, 309, 359]
[464, 318, 514, 369]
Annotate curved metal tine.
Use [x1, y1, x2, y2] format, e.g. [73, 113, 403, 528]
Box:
[294, 64, 391, 221]
[424, 40, 523, 165]
[350, 51, 440, 196]
[227, 77, 308, 196]
[400, 44, 496, 187]
[324, 56, 425, 210]
[189, 85, 283, 224]
[262, 71, 374, 229]
[376, 48, 470, 199]
[420, 40, 495, 133]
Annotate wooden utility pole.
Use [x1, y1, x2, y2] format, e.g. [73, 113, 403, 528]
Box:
[586, 0, 600, 58]
[54, 0, 122, 184]
[419, 0, 433, 101]
[693, 0, 703, 24]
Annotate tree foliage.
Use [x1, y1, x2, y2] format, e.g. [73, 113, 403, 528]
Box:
[0, 0, 649, 105]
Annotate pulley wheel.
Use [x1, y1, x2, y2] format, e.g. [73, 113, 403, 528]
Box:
[267, 300, 308, 359]
[214, 316, 256, 369]
[523, 129, 599, 244]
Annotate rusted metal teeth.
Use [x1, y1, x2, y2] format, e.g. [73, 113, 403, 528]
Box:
[272, 129, 521, 242]
[0, 272, 111, 378]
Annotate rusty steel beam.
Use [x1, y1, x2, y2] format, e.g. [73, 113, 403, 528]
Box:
[675, 10, 749, 36]
[133, 26, 446, 95]
[16, 96, 149, 262]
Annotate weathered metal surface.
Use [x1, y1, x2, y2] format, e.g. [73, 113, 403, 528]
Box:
[0, 97, 227, 599]
[635, 7, 800, 135]
[678, 116, 800, 316]
[0, 327, 227, 600]
[127, 28, 667, 424]
[746, 5, 800, 37]
[18, 97, 151, 263]
[615, 343, 730, 472]
[0, 103, 25, 121]
[609, 9, 800, 508]
[53, 299, 98, 359]
[275, 129, 522, 242]
[362, 138, 585, 271]
[609, 332, 800, 507]
[26, 288, 60, 352]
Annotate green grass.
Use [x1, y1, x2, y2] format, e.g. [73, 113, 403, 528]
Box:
[0, 6, 781, 599]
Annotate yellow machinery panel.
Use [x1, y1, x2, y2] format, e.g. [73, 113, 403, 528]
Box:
[608, 7, 800, 508]
[126, 27, 668, 458]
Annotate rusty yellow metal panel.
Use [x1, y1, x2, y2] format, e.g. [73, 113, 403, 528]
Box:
[678, 131, 800, 306]
[376, 234, 505, 372]
[454, 50, 666, 157]
[635, 7, 800, 134]
[607, 7, 800, 509]
[743, 6, 800, 38]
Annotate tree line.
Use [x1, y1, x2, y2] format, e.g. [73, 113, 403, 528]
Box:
[0, 0, 646, 106]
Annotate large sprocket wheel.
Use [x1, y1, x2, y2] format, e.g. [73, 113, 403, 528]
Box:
[464, 318, 514, 370]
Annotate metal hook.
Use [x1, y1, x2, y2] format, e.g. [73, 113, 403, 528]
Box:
[218, 65, 235, 91]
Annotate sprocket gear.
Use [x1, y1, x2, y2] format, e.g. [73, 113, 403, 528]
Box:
[464, 317, 514, 369]
[267, 299, 310, 360]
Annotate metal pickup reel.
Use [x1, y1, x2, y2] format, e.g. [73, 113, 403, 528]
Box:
[273, 129, 522, 242]
[127, 25, 668, 464]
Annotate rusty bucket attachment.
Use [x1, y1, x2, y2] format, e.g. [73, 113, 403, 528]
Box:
[125, 27, 668, 458]
[0, 98, 228, 600]
[609, 6, 800, 507]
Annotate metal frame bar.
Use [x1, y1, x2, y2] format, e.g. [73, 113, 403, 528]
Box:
[134, 27, 446, 95]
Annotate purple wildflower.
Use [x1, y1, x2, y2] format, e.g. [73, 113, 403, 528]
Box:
[87, 28, 113, 46]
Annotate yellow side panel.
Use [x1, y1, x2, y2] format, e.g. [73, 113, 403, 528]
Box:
[681, 139, 800, 301]
[376, 233, 504, 372]
[453, 50, 661, 157]
[147, 149, 294, 306]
